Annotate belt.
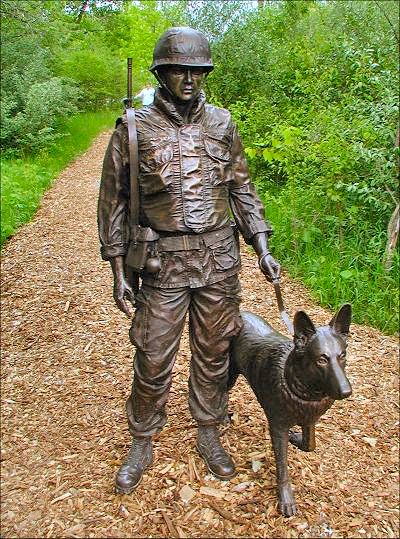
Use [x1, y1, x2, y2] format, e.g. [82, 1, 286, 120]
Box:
[157, 226, 234, 252]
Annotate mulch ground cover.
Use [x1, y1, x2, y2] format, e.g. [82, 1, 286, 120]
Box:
[1, 132, 398, 538]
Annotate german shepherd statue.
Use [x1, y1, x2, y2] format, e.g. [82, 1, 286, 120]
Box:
[229, 304, 352, 517]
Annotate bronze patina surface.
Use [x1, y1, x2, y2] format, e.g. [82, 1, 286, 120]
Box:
[97, 26, 281, 494]
[229, 304, 352, 517]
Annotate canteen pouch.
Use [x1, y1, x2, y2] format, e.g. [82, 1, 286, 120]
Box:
[125, 226, 160, 272]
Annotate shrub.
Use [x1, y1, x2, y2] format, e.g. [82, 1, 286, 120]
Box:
[1, 77, 81, 155]
[208, 0, 399, 333]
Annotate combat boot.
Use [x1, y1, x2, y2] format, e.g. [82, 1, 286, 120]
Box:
[197, 425, 236, 480]
[115, 438, 153, 494]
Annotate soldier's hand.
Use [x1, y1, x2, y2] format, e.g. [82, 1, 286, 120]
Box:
[258, 252, 281, 283]
[113, 278, 135, 318]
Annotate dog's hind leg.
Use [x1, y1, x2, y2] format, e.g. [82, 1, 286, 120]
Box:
[269, 424, 297, 517]
[289, 425, 316, 452]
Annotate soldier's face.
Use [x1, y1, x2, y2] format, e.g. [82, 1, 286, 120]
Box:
[162, 66, 205, 101]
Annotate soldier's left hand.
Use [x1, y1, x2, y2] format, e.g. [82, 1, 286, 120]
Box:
[258, 253, 281, 282]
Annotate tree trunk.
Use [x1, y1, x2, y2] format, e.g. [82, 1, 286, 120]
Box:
[384, 203, 399, 271]
[384, 126, 400, 271]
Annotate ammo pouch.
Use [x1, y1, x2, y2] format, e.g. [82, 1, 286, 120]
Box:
[125, 225, 160, 272]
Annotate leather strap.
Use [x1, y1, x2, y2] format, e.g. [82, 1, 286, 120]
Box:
[126, 107, 139, 244]
[125, 106, 140, 293]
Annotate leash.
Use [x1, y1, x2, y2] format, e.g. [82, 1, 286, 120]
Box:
[272, 278, 294, 335]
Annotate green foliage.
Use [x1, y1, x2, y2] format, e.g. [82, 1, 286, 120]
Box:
[183, 0, 252, 42]
[0, 0, 183, 154]
[210, 0, 399, 333]
[55, 38, 124, 110]
[265, 189, 398, 335]
[1, 77, 81, 155]
[0, 0, 186, 246]
[114, 0, 182, 89]
[1, 110, 117, 246]
[1, 1, 81, 154]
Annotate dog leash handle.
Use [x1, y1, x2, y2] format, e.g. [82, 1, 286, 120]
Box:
[272, 279, 294, 335]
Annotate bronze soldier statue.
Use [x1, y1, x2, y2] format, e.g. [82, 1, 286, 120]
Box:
[98, 27, 281, 494]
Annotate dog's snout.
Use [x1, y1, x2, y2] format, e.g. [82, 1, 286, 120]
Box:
[334, 374, 352, 399]
[330, 359, 352, 399]
[337, 383, 352, 399]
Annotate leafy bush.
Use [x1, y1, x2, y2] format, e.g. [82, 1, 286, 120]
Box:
[209, 0, 399, 333]
[0, 2, 82, 155]
[54, 39, 125, 110]
[0, 0, 184, 154]
[1, 77, 80, 155]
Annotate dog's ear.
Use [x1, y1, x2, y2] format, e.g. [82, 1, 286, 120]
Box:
[293, 311, 316, 352]
[329, 303, 352, 338]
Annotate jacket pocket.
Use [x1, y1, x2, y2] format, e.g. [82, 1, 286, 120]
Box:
[156, 252, 187, 284]
[210, 235, 240, 272]
[140, 172, 171, 195]
[203, 134, 231, 186]
[139, 141, 174, 174]
[203, 135, 231, 162]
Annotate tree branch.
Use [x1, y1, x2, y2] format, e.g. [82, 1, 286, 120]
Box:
[373, 0, 399, 45]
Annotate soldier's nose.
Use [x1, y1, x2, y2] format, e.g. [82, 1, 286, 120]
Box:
[185, 70, 193, 83]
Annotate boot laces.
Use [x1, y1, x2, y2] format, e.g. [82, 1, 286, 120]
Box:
[126, 439, 152, 466]
[199, 428, 227, 460]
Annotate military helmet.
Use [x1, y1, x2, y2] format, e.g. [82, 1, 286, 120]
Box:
[150, 27, 213, 73]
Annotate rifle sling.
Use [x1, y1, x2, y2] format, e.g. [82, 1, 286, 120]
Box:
[126, 107, 139, 243]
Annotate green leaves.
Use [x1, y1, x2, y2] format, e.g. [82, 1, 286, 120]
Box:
[209, 0, 399, 333]
[340, 270, 354, 279]
[262, 148, 283, 162]
[1, 0, 187, 153]
[244, 147, 257, 159]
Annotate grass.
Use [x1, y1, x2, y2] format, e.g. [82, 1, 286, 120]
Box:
[1, 109, 118, 246]
[266, 195, 399, 336]
[286, 242, 398, 335]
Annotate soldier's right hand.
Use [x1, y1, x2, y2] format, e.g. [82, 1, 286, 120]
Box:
[110, 256, 135, 318]
[113, 277, 135, 318]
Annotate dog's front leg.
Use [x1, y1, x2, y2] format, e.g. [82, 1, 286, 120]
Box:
[269, 424, 296, 517]
[289, 424, 316, 452]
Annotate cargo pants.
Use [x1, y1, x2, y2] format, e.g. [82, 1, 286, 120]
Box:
[126, 274, 242, 438]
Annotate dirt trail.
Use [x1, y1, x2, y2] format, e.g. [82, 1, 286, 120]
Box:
[1, 132, 398, 538]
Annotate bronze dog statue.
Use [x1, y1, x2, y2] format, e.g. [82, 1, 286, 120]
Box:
[229, 304, 352, 517]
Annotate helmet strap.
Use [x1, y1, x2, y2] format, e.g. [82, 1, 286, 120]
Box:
[153, 69, 174, 97]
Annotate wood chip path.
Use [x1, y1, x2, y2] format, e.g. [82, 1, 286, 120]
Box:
[1, 132, 398, 539]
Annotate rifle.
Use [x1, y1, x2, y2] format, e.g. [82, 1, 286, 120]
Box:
[124, 59, 161, 294]
[124, 58, 140, 294]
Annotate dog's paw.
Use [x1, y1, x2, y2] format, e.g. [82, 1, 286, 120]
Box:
[279, 501, 297, 517]
[278, 484, 297, 517]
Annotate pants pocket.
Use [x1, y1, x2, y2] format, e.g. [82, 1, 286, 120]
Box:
[129, 290, 148, 349]
[222, 275, 243, 337]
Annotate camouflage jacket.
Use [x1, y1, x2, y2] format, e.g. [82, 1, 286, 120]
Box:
[98, 89, 272, 288]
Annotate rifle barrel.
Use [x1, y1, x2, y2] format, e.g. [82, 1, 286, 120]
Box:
[127, 58, 133, 108]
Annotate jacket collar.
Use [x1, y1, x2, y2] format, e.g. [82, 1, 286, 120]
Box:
[154, 88, 206, 126]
